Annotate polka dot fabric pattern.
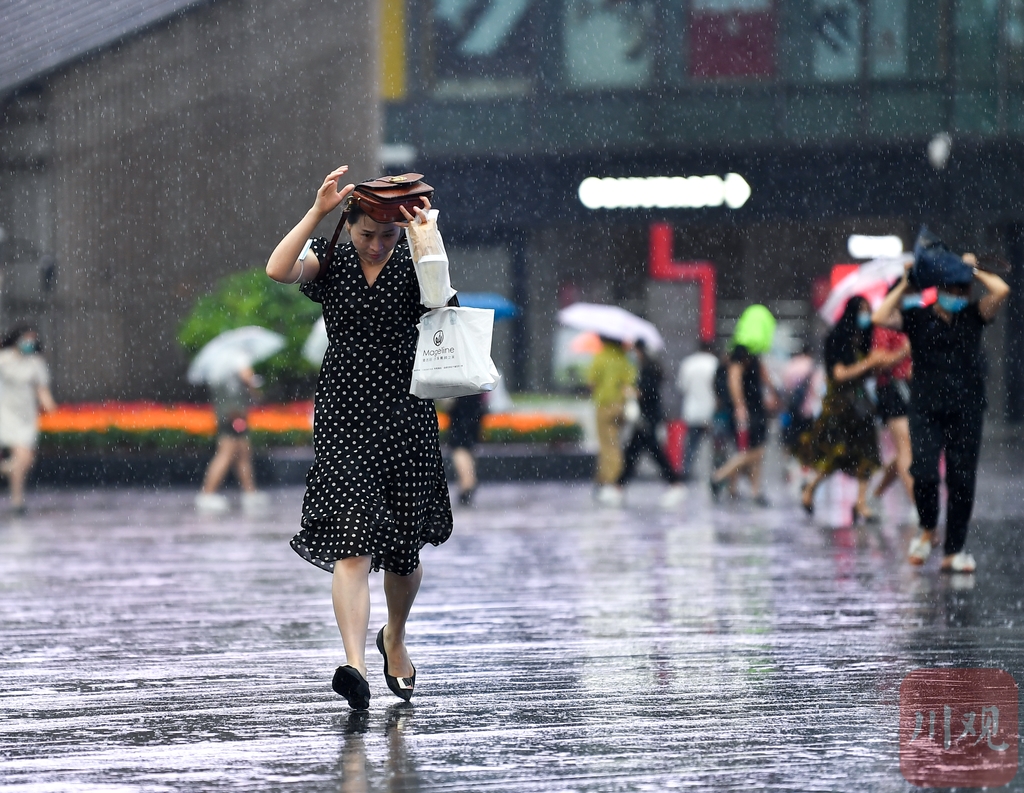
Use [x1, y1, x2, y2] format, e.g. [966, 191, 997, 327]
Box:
[290, 238, 453, 576]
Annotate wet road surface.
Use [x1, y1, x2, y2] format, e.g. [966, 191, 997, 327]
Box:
[3, 448, 1024, 792]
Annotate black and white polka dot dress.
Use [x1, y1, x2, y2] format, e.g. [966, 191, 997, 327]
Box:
[290, 237, 453, 576]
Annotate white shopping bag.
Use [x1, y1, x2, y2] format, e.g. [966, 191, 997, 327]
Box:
[410, 307, 500, 399]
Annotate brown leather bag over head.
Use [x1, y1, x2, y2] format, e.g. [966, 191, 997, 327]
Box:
[322, 173, 434, 271]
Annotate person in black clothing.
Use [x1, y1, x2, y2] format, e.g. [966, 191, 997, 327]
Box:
[873, 256, 1009, 572]
[709, 343, 777, 505]
[615, 341, 687, 507]
[448, 393, 485, 506]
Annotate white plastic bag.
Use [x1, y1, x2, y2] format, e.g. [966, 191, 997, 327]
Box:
[405, 209, 456, 308]
[410, 307, 500, 399]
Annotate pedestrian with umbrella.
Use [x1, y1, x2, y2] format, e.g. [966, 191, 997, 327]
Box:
[872, 229, 1010, 572]
[709, 305, 778, 505]
[189, 326, 283, 514]
[558, 303, 661, 507]
[586, 335, 636, 506]
[266, 165, 452, 710]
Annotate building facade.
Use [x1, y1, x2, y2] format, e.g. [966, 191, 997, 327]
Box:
[383, 0, 1024, 422]
[0, 0, 378, 400]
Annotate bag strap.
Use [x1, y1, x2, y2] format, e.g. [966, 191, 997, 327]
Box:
[321, 199, 353, 276]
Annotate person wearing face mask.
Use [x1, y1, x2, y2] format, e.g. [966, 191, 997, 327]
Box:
[872, 254, 1009, 573]
[266, 165, 454, 711]
[796, 296, 884, 522]
[0, 326, 57, 514]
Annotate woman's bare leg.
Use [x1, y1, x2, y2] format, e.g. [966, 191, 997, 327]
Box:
[381, 564, 422, 679]
[232, 437, 257, 492]
[802, 471, 825, 510]
[451, 448, 476, 492]
[889, 417, 915, 502]
[7, 446, 34, 508]
[872, 461, 898, 499]
[201, 436, 237, 493]
[332, 556, 373, 675]
[747, 446, 766, 497]
[712, 450, 754, 485]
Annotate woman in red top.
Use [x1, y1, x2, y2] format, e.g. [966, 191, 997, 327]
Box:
[870, 323, 915, 517]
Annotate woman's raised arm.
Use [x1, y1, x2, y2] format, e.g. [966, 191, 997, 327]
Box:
[267, 166, 354, 284]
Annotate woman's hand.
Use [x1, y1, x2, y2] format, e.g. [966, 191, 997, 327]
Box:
[398, 196, 432, 226]
[313, 165, 355, 218]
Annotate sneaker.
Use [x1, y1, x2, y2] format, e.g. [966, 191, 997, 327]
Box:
[907, 534, 931, 566]
[195, 493, 231, 514]
[596, 485, 623, 507]
[659, 484, 688, 508]
[458, 487, 476, 506]
[941, 552, 976, 573]
[241, 491, 270, 514]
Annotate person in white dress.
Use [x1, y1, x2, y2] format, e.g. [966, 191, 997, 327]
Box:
[676, 340, 719, 482]
[0, 327, 57, 514]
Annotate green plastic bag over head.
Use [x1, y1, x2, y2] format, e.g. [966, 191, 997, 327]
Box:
[731, 305, 776, 355]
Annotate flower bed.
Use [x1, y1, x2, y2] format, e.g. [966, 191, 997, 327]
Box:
[437, 412, 583, 444]
[39, 402, 314, 454]
[37, 402, 583, 453]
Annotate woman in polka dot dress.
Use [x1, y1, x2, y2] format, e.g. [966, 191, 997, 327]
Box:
[267, 165, 453, 710]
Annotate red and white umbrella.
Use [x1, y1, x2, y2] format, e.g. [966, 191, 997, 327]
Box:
[818, 255, 912, 325]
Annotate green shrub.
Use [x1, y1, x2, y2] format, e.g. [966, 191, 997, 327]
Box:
[178, 269, 322, 398]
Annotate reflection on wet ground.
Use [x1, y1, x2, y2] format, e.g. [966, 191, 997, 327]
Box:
[2, 449, 1024, 791]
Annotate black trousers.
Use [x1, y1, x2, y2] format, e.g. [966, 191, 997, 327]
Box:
[617, 421, 679, 486]
[909, 404, 984, 556]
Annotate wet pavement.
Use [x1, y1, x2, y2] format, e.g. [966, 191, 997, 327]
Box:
[3, 445, 1024, 792]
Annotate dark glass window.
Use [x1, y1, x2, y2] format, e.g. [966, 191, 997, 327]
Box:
[430, 0, 539, 97]
[954, 0, 999, 83]
[562, 0, 655, 88]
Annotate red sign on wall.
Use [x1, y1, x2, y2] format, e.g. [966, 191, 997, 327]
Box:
[689, 0, 776, 79]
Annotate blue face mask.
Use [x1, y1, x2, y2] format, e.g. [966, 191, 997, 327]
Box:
[18, 340, 36, 355]
[937, 293, 969, 313]
[856, 312, 872, 329]
[902, 295, 923, 310]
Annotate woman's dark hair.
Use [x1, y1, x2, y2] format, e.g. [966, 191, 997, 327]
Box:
[826, 296, 870, 367]
[344, 198, 367, 227]
[0, 325, 38, 350]
[598, 335, 622, 348]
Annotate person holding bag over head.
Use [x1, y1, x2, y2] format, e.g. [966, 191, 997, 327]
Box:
[872, 231, 1010, 573]
[266, 165, 453, 710]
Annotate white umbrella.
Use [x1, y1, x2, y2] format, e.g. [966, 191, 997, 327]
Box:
[303, 316, 328, 366]
[818, 254, 912, 325]
[557, 302, 664, 351]
[187, 326, 285, 385]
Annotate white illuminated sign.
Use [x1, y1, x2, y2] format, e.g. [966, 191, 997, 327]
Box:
[847, 234, 904, 259]
[578, 173, 751, 210]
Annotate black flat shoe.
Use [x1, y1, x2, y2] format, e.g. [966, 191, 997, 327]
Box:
[332, 665, 370, 710]
[376, 626, 415, 702]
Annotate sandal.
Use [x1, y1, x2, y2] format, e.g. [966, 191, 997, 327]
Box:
[908, 534, 932, 566]
[941, 552, 976, 573]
